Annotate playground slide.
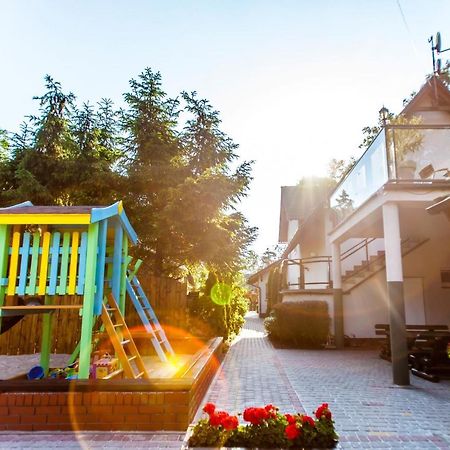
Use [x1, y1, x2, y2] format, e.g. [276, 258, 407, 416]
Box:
[0, 315, 24, 335]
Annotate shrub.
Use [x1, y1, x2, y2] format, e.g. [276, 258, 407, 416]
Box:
[188, 272, 248, 341]
[264, 301, 330, 348]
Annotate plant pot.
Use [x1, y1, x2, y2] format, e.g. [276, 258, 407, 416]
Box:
[397, 160, 417, 179]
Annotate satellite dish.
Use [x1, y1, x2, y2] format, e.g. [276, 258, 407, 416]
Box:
[436, 32, 442, 53]
[437, 58, 442, 73]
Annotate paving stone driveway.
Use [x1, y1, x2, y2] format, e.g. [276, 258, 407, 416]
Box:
[201, 312, 450, 449]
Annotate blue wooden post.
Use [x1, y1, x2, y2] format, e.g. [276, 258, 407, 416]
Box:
[119, 236, 128, 315]
[94, 219, 108, 315]
[112, 220, 123, 304]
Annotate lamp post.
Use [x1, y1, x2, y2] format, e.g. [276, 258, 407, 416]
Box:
[379, 106, 389, 126]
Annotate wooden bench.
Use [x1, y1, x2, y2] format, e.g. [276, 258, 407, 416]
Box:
[374, 323, 449, 361]
[409, 331, 450, 382]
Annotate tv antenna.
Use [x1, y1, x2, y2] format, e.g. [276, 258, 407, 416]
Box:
[429, 32, 450, 74]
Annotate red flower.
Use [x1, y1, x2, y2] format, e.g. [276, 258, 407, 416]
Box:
[264, 404, 278, 418]
[315, 403, 332, 420]
[209, 413, 222, 427]
[285, 413, 297, 425]
[243, 407, 254, 422]
[209, 410, 229, 427]
[203, 403, 216, 416]
[285, 423, 301, 440]
[243, 407, 269, 425]
[301, 415, 315, 427]
[222, 415, 239, 430]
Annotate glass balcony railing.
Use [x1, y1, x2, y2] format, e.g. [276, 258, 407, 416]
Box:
[330, 125, 450, 225]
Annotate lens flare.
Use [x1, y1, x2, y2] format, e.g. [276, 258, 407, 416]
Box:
[67, 321, 220, 445]
[210, 282, 232, 305]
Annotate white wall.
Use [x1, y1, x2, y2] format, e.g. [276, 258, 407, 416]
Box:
[340, 238, 385, 274]
[287, 219, 299, 241]
[258, 271, 270, 315]
[297, 211, 330, 289]
[342, 207, 450, 337]
[287, 244, 300, 287]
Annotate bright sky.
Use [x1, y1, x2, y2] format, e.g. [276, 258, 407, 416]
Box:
[1, 0, 450, 254]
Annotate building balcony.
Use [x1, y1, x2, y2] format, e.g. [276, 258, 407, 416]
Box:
[330, 125, 450, 226]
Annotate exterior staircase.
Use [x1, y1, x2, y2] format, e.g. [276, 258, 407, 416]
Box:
[342, 237, 428, 293]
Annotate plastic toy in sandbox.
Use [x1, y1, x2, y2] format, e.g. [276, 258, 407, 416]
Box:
[0, 201, 174, 380]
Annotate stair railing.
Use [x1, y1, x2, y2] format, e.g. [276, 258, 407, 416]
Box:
[342, 237, 413, 281]
[340, 237, 377, 263]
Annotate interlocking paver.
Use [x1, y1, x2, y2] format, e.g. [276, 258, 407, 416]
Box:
[199, 312, 450, 449]
[0, 431, 184, 449]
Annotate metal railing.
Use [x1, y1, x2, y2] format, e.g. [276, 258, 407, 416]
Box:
[330, 125, 450, 225]
[281, 256, 332, 290]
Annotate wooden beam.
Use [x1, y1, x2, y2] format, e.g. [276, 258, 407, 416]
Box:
[0, 214, 91, 225]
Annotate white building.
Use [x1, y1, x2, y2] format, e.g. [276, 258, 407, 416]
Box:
[249, 75, 450, 385]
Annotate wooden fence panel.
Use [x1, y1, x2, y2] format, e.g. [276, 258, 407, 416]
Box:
[0, 275, 187, 355]
[125, 272, 188, 330]
[0, 296, 82, 355]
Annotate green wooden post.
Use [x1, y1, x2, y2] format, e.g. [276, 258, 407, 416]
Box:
[119, 236, 128, 315]
[0, 225, 10, 329]
[78, 222, 99, 379]
[40, 295, 53, 374]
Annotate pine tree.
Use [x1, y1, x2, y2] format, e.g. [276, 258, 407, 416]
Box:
[0, 76, 122, 206]
[120, 70, 256, 276]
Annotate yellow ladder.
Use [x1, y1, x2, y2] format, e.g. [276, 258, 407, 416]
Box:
[100, 293, 149, 380]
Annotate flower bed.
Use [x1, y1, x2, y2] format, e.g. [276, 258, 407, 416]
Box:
[185, 402, 338, 448]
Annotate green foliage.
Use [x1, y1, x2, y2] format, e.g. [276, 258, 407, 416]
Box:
[266, 265, 282, 312]
[0, 76, 122, 206]
[188, 271, 248, 340]
[265, 301, 330, 348]
[0, 69, 256, 281]
[188, 418, 225, 447]
[358, 106, 394, 150]
[328, 157, 356, 184]
[0, 129, 8, 155]
[120, 70, 256, 276]
[439, 62, 450, 86]
[189, 405, 338, 448]
[227, 415, 289, 448]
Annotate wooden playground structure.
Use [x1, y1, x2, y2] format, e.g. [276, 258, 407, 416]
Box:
[0, 201, 174, 380]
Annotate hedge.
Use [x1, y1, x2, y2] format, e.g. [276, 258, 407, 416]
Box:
[264, 301, 330, 348]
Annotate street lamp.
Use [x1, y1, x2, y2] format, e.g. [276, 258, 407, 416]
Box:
[379, 106, 389, 126]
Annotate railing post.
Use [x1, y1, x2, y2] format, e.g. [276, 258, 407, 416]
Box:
[328, 257, 332, 288]
[299, 262, 305, 290]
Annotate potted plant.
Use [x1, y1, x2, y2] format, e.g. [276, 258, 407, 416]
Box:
[183, 403, 339, 449]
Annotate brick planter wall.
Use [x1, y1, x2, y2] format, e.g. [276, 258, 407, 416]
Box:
[0, 338, 222, 431]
